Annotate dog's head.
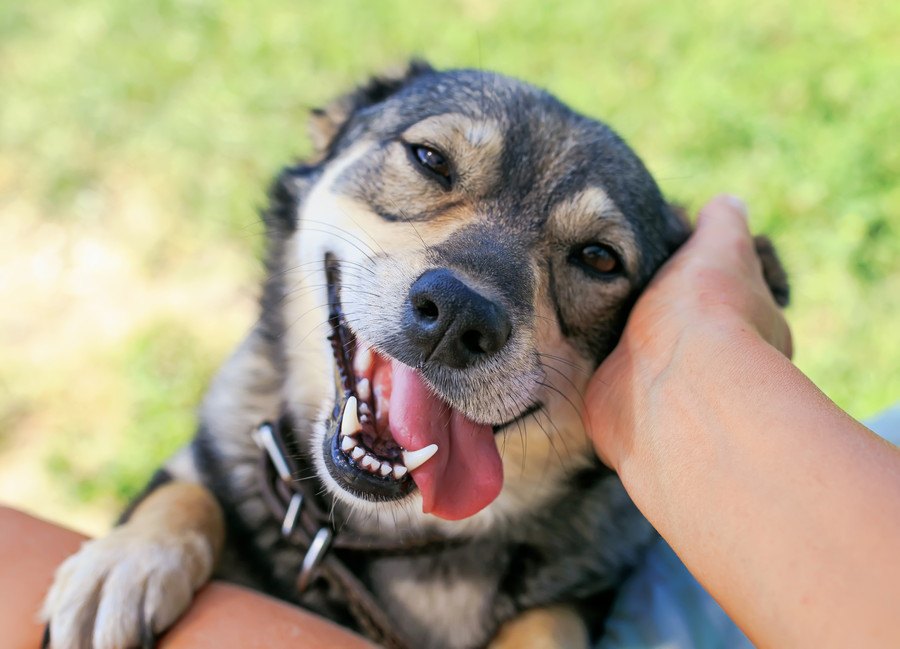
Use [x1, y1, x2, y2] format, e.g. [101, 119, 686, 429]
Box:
[267, 63, 692, 532]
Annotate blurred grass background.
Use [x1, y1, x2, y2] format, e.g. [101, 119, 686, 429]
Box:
[1, 0, 898, 534]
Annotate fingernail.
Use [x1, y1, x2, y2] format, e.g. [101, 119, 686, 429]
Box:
[723, 194, 748, 219]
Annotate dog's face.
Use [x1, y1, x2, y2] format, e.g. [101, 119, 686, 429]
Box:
[275, 64, 687, 532]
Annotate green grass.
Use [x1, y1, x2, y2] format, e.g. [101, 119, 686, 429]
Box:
[45, 320, 218, 503]
[1, 0, 898, 527]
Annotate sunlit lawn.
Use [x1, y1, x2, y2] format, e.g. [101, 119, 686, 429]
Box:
[1, 0, 897, 533]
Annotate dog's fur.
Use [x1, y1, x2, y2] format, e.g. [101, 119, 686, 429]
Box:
[42, 63, 788, 649]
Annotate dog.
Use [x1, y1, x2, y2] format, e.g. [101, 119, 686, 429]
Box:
[42, 62, 789, 649]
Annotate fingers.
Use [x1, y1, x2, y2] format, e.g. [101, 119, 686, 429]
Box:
[695, 194, 750, 238]
[695, 195, 793, 357]
[697, 194, 749, 228]
[690, 194, 757, 265]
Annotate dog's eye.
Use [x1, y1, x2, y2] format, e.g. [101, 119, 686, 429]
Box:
[409, 144, 452, 186]
[571, 244, 622, 277]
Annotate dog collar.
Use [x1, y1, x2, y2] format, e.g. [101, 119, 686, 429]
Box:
[253, 417, 457, 649]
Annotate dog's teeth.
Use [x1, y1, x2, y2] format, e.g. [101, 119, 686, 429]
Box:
[392, 465, 408, 480]
[340, 436, 357, 452]
[374, 387, 390, 429]
[341, 396, 361, 437]
[354, 346, 374, 376]
[356, 378, 371, 402]
[359, 402, 371, 415]
[360, 414, 370, 424]
[351, 446, 365, 460]
[401, 444, 439, 472]
[379, 463, 392, 477]
[362, 455, 380, 472]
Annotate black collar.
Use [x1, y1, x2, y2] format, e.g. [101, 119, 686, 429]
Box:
[254, 415, 458, 649]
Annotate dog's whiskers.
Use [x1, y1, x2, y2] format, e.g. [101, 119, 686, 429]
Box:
[302, 218, 382, 260]
[300, 225, 378, 265]
[536, 352, 589, 376]
[536, 356, 588, 412]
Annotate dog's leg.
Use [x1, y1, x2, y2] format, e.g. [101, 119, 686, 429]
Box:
[488, 605, 589, 649]
[41, 449, 224, 649]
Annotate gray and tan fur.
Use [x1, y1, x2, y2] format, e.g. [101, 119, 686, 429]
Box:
[42, 63, 788, 649]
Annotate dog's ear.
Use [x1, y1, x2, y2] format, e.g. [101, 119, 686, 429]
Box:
[663, 203, 692, 250]
[308, 60, 434, 158]
[665, 202, 789, 308]
[753, 235, 790, 307]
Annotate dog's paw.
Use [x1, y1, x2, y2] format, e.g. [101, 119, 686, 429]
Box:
[41, 525, 215, 649]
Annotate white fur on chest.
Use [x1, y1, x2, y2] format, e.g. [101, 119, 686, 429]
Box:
[373, 561, 495, 649]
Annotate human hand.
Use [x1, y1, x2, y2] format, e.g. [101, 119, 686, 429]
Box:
[583, 194, 792, 470]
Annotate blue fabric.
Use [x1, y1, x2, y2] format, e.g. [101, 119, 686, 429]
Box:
[596, 403, 900, 649]
[865, 403, 900, 445]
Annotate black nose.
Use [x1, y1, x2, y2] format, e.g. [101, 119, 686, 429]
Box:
[403, 269, 512, 369]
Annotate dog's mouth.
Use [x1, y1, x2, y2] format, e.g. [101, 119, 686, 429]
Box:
[321, 256, 536, 521]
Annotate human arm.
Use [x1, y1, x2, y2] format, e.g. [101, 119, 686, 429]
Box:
[0, 505, 372, 649]
[584, 195, 900, 648]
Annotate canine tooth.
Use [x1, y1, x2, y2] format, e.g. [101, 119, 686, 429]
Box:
[392, 465, 408, 479]
[401, 444, 439, 472]
[341, 396, 361, 437]
[340, 436, 357, 452]
[379, 463, 392, 477]
[354, 347, 374, 376]
[351, 446, 365, 460]
[357, 378, 371, 402]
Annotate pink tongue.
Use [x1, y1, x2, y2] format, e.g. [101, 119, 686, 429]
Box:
[389, 360, 502, 520]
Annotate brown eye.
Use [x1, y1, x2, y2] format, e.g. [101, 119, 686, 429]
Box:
[572, 243, 622, 277]
[410, 144, 452, 186]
